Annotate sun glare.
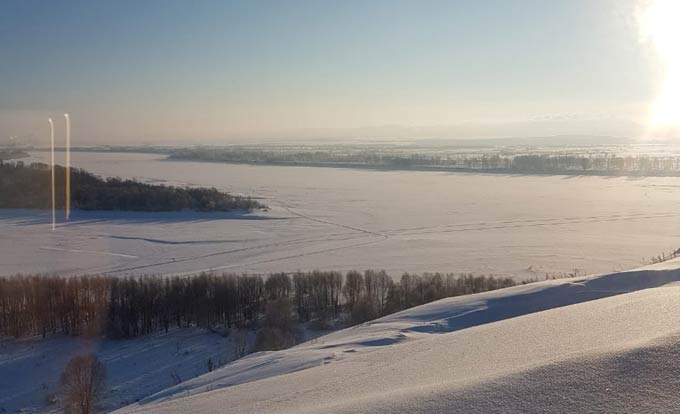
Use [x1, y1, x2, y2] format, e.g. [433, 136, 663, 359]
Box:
[638, 0, 680, 136]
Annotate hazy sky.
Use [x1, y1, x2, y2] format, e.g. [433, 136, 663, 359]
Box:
[0, 0, 671, 144]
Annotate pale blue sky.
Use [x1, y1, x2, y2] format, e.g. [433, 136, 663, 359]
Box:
[0, 0, 664, 143]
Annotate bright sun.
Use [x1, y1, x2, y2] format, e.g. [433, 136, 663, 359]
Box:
[639, 0, 680, 135]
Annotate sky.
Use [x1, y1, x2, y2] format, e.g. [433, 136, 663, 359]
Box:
[0, 0, 673, 145]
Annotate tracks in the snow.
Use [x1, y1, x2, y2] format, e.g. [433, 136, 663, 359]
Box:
[100, 209, 680, 276]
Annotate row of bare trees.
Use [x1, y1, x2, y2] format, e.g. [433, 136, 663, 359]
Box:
[169, 147, 680, 174]
[0, 271, 515, 339]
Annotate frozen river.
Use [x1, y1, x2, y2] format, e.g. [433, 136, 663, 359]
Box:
[2, 151, 680, 279]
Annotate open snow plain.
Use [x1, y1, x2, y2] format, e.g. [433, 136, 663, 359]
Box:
[3, 151, 680, 279]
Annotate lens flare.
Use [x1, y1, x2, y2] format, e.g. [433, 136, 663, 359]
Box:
[48, 118, 55, 232]
[638, 0, 680, 137]
[64, 113, 71, 220]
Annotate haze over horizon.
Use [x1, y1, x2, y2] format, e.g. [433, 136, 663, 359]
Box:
[1, 0, 678, 145]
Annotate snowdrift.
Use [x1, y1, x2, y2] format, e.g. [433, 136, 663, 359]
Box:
[116, 260, 680, 413]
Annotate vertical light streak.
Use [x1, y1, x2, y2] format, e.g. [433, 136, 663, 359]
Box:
[64, 113, 71, 220]
[48, 118, 55, 232]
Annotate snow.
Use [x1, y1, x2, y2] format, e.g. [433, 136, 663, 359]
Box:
[6, 150, 680, 412]
[0, 328, 254, 414]
[3, 151, 680, 279]
[114, 261, 680, 413]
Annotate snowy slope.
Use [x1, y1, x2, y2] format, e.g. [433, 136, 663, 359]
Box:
[116, 261, 680, 413]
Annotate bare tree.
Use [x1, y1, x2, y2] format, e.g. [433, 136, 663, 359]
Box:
[342, 271, 364, 311]
[0, 270, 517, 340]
[255, 298, 296, 351]
[232, 329, 249, 360]
[61, 354, 106, 414]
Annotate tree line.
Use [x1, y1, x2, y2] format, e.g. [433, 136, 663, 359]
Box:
[0, 270, 515, 340]
[169, 148, 680, 175]
[0, 149, 29, 161]
[0, 161, 264, 212]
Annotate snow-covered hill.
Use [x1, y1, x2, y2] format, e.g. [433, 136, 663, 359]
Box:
[116, 260, 680, 413]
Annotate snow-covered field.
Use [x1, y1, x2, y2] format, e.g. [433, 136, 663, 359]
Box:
[0, 327, 248, 414]
[2, 151, 680, 278]
[114, 260, 680, 414]
[6, 150, 680, 411]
